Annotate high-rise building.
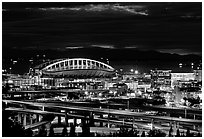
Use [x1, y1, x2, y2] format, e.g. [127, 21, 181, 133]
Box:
[150, 69, 172, 89]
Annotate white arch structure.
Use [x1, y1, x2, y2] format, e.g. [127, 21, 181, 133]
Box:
[37, 58, 115, 78]
[42, 58, 114, 72]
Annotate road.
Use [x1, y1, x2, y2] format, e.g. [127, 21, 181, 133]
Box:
[3, 100, 202, 125]
[5, 107, 202, 134]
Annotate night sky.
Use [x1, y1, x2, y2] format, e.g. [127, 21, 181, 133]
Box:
[2, 2, 202, 73]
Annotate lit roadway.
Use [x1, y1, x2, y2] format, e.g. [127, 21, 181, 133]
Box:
[7, 89, 109, 94]
[5, 90, 201, 117]
[3, 100, 202, 125]
[5, 107, 201, 134]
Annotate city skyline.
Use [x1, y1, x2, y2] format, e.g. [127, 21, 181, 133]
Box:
[2, 2, 202, 137]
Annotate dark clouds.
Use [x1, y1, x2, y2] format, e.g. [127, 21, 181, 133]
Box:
[2, 2, 202, 56]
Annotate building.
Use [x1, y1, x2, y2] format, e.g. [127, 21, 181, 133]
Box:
[150, 69, 172, 89]
[194, 69, 202, 82]
[171, 72, 195, 87]
[33, 58, 115, 78]
[3, 58, 116, 90]
[122, 72, 141, 80]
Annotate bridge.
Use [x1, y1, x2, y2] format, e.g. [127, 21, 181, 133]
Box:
[3, 99, 202, 134]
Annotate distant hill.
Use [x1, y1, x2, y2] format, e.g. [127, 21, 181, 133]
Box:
[2, 47, 201, 74]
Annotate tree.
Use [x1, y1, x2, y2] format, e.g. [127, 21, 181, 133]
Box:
[48, 126, 54, 137]
[141, 131, 146, 137]
[197, 132, 201, 137]
[25, 128, 33, 137]
[81, 120, 90, 137]
[62, 126, 68, 136]
[169, 126, 173, 137]
[2, 110, 25, 137]
[70, 123, 76, 137]
[186, 128, 191, 137]
[176, 129, 180, 137]
[2, 83, 10, 94]
[38, 125, 47, 137]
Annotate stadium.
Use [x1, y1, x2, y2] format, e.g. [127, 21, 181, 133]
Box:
[33, 58, 116, 78]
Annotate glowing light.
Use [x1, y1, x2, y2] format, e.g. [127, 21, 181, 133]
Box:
[65, 46, 84, 49]
[91, 44, 115, 49]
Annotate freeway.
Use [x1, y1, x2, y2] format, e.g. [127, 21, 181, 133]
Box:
[6, 89, 109, 94]
[5, 107, 202, 134]
[3, 100, 202, 125]
[24, 121, 50, 130]
[3, 107, 171, 132]
[94, 117, 201, 134]
[5, 107, 65, 116]
[52, 127, 120, 134]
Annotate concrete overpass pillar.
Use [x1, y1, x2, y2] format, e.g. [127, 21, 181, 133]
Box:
[173, 121, 177, 136]
[42, 106, 45, 111]
[4, 101, 8, 108]
[23, 114, 27, 126]
[73, 118, 77, 127]
[36, 114, 39, 122]
[177, 122, 179, 129]
[108, 114, 110, 128]
[193, 125, 196, 130]
[30, 114, 33, 125]
[169, 121, 172, 127]
[17, 113, 22, 124]
[122, 118, 125, 126]
[39, 115, 43, 122]
[150, 119, 154, 130]
[132, 117, 135, 128]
